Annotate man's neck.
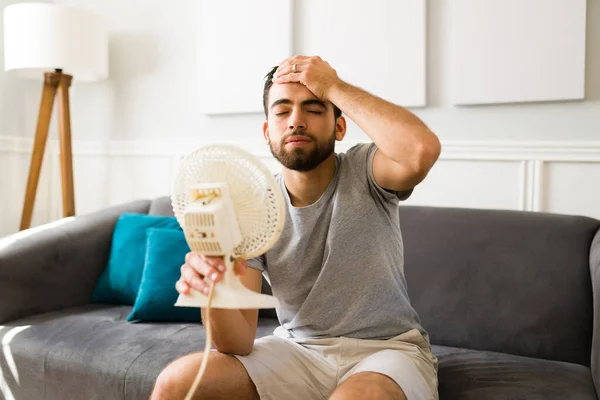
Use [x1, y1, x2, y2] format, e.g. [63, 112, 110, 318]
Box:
[282, 153, 336, 207]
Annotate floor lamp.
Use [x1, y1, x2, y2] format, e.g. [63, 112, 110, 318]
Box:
[2, 3, 108, 230]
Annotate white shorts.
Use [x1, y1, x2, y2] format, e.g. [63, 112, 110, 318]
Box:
[233, 327, 439, 400]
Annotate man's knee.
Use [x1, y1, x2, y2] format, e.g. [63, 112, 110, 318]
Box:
[330, 372, 406, 400]
[151, 351, 218, 400]
[152, 367, 179, 400]
[151, 351, 258, 400]
[151, 353, 198, 400]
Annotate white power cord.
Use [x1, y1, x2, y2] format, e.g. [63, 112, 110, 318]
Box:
[184, 281, 216, 400]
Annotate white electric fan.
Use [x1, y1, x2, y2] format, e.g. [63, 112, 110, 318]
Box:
[170, 144, 285, 399]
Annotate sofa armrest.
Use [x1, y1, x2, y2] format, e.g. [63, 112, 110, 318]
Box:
[0, 199, 151, 324]
[591, 227, 600, 399]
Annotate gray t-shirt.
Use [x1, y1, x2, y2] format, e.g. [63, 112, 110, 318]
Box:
[249, 142, 427, 341]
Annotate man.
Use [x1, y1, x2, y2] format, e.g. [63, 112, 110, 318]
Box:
[151, 55, 441, 400]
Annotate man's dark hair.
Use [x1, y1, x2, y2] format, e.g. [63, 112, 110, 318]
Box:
[262, 66, 342, 120]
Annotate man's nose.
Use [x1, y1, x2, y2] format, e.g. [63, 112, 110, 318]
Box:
[288, 109, 306, 130]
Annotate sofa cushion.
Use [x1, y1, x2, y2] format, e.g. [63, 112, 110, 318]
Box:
[90, 213, 181, 305]
[4, 304, 595, 400]
[127, 228, 201, 323]
[1, 304, 280, 400]
[400, 206, 600, 367]
[432, 345, 597, 399]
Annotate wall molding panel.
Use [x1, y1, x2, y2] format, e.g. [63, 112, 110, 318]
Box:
[296, 0, 427, 108]
[197, 0, 293, 114]
[451, 0, 586, 105]
[1, 136, 599, 235]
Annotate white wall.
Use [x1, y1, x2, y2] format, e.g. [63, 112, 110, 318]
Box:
[0, 0, 53, 231]
[1, 0, 599, 236]
[8, 0, 600, 143]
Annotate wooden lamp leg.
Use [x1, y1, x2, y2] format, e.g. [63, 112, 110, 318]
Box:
[57, 73, 75, 219]
[19, 72, 60, 231]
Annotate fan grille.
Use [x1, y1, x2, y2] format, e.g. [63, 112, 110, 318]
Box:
[171, 144, 285, 259]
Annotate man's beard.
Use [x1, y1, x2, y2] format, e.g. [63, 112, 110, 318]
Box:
[269, 129, 336, 172]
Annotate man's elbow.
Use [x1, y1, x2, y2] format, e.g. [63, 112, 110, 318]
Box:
[413, 132, 441, 178]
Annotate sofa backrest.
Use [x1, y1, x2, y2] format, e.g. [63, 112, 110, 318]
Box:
[398, 205, 600, 368]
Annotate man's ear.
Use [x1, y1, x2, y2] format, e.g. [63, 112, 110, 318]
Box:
[262, 120, 270, 144]
[335, 116, 347, 142]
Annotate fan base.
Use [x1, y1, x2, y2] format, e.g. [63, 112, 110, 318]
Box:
[174, 286, 279, 309]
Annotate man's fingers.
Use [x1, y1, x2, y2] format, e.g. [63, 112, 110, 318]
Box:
[186, 252, 223, 271]
[181, 266, 211, 295]
[185, 252, 224, 278]
[184, 251, 195, 266]
[273, 72, 301, 84]
[178, 252, 256, 297]
[277, 55, 314, 76]
[175, 278, 190, 294]
[200, 255, 226, 272]
[275, 63, 305, 77]
[181, 261, 220, 289]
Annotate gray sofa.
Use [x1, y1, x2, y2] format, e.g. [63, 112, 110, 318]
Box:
[0, 195, 598, 400]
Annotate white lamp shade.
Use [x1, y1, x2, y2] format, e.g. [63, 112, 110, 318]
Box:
[3, 3, 108, 82]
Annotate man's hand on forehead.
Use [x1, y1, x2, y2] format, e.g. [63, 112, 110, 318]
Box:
[273, 55, 342, 101]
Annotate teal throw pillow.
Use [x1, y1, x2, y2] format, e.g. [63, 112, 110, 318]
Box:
[127, 228, 201, 322]
[90, 212, 181, 305]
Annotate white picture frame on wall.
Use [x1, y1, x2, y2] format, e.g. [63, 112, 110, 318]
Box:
[295, 0, 427, 108]
[197, 0, 293, 115]
[451, 0, 587, 105]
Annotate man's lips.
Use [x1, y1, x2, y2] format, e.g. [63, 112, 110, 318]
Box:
[285, 135, 312, 144]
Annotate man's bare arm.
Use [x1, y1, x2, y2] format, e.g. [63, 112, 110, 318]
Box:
[327, 81, 440, 191]
[177, 255, 263, 356]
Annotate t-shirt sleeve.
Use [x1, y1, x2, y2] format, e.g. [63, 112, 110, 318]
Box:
[347, 142, 414, 203]
[246, 253, 266, 272]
